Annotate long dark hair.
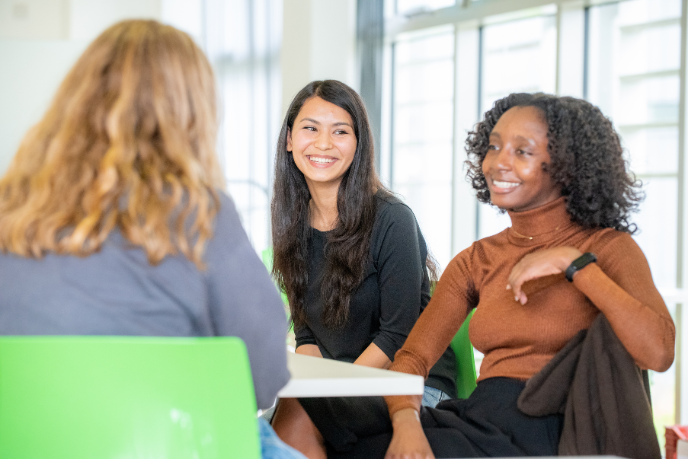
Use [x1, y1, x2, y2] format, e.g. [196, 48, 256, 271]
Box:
[465, 93, 643, 233]
[272, 80, 387, 329]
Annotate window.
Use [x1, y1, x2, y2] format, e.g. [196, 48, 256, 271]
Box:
[587, 0, 682, 439]
[392, 27, 455, 268]
[395, 0, 455, 16]
[164, 0, 283, 253]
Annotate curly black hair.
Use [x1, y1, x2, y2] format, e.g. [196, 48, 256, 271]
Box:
[465, 93, 643, 233]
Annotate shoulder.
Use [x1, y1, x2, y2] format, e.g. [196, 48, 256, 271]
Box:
[446, 240, 482, 271]
[371, 191, 427, 255]
[471, 228, 510, 259]
[580, 227, 650, 274]
[205, 191, 248, 254]
[573, 229, 665, 303]
[586, 228, 645, 261]
[478, 227, 510, 245]
[216, 190, 238, 215]
[585, 228, 640, 255]
[214, 191, 241, 231]
[444, 230, 508, 279]
[374, 191, 418, 227]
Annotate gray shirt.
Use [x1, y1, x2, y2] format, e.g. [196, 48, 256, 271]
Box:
[0, 192, 290, 409]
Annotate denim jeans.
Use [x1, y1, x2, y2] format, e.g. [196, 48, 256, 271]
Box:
[259, 418, 308, 459]
[421, 386, 453, 408]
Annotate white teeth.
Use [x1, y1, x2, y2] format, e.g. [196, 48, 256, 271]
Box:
[493, 180, 519, 188]
[309, 157, 335, 164]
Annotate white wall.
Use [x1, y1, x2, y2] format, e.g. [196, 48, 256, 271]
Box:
[0, 0, 68, 39]
[0, 0, 163, 175]
[281, 0, 357, 115]
[0, 40, 88, 173]
[69, 0, 161, 41]
[0, 0, 161, 41]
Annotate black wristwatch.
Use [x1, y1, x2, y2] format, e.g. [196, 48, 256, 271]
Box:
[565, 252, 597, 282]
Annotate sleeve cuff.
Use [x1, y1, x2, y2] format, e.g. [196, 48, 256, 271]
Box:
[373, 333, 405, 361]
[295, 337, 317, 347]
[385, 394, 423, 417]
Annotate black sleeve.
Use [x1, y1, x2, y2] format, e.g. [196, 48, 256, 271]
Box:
[204, 193, 291, 410]
[371, 202, 426, 361]
[295, 322, 317, 348]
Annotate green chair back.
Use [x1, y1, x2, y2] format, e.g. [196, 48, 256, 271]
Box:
[450, 309, 477, 399]
[262, 247, 289, 306]
[0, 336, 260, 459]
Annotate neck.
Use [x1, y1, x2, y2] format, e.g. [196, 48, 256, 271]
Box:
[307, 180, 340, 231]
[506, 196, 573, 244]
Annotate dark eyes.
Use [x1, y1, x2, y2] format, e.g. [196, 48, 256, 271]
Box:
[302, 126, 349, 135]
[486, 144, 531, 155]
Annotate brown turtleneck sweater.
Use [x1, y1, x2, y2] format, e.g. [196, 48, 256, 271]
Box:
[386, 197, 675, 416]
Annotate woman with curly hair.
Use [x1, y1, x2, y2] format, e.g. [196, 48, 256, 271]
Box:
[269, 80, 457, 458]
[0, 20, 303, 459]
[293, 93, 675, 458]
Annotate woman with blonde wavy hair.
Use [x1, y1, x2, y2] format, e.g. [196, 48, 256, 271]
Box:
[0, 20, 303, 459]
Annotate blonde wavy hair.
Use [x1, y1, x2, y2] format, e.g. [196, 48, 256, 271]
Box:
[0, 20, 225, 268]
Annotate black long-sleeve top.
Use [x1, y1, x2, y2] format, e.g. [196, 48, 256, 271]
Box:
[295, 192, 457, 397]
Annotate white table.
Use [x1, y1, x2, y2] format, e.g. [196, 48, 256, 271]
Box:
[277, 352, 425, 398]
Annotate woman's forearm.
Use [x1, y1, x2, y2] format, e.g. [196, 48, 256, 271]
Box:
[354, 342, 392, 369]
[295, 343, 323, 358]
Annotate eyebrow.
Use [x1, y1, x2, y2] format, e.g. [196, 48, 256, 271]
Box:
[299, 118, 353, 128]
[489, 131, 537, 146]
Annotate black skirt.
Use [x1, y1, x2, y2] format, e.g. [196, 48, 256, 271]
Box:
[299, 377, 563, 458]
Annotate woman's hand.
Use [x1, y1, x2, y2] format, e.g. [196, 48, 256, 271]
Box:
[507, 247, 582, 304]
[385, 409, 434, 459]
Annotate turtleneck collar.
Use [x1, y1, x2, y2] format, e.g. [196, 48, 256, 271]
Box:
[506, 196, 574, 245]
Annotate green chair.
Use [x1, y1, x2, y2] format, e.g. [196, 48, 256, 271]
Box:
[0, 336, 260, 459]
[262, 247, 289, 306]
[450, 309, 478, 399]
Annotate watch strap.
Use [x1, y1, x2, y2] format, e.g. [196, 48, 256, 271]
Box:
[565, 252, 597, 282]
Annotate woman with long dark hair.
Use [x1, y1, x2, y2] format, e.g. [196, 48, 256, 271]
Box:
[269, 80, 457, 457]
[292, 93, 675, 458]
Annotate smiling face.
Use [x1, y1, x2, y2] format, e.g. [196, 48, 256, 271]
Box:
[287, 96, 357, 191]
[482, 105, 561, 212]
